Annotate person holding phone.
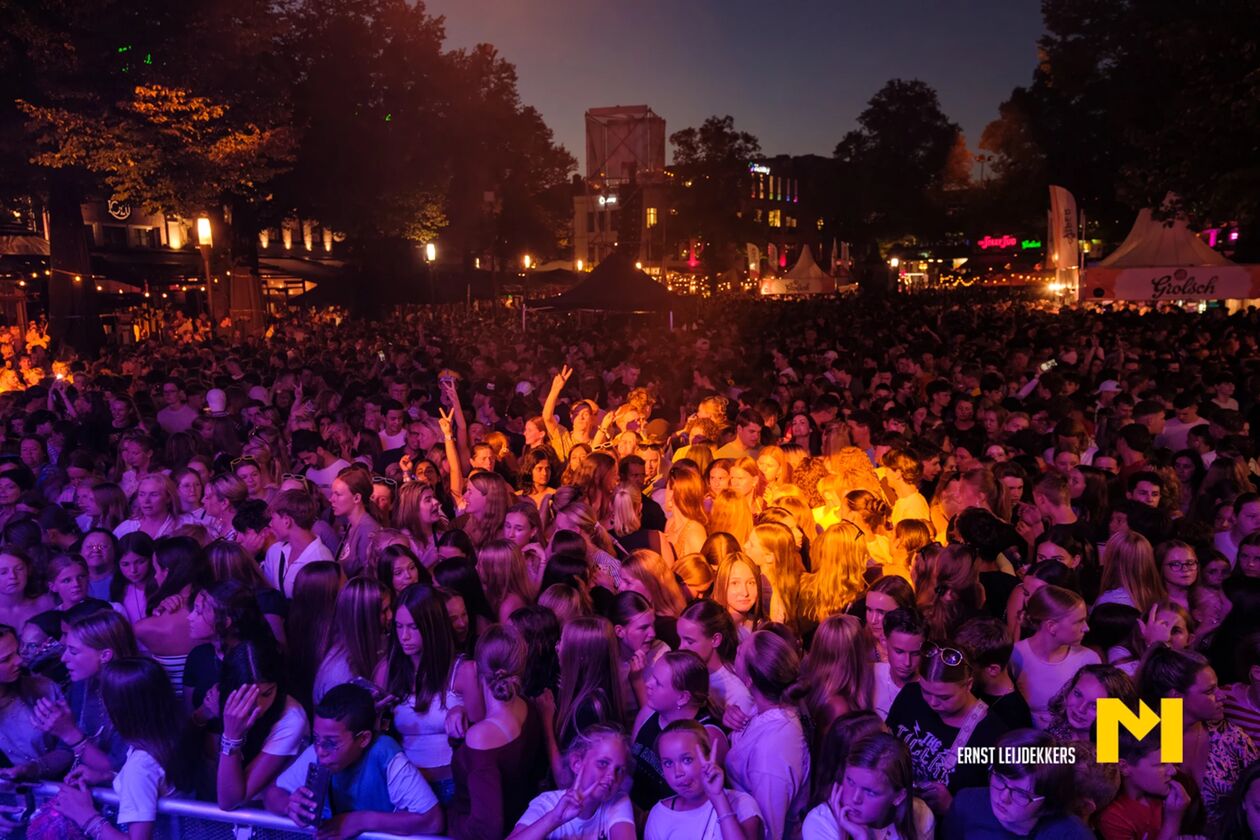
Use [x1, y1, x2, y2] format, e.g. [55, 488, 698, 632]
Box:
[264, 682, 443, 838]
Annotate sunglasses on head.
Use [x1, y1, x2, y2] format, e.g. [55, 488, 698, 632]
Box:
[922, 641, 966, 667]
[231, 456, 259, 469]
[372, 476, 397, 488]
[280, 473, 309, 486]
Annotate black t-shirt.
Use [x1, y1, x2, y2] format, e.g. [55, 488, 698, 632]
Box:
[976, 688, 1034, 731]
[183, 642, 222, 714]
[886, 683, 1011, 792]
[980, 571, 1020, 621]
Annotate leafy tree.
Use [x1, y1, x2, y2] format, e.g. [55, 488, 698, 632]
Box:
[832, 79, 963, 241]
[669, 115, 762, 276]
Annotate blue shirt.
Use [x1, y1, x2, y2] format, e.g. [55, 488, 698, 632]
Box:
[941, 788, 1094, 840]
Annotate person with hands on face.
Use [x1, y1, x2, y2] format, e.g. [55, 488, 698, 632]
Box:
[31, 611, 139, 778]
[50, 657, 197, 840]
[611, 591, 669, 723]
[802, 732, 934, 840]
[0, 623, 66, 782]
[507, 723, 636, 840]
[263, 683, 443, 840]
[216, 641, 309, 810]
[645, 719, 763, 840]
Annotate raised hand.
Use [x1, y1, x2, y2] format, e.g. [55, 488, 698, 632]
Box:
[552, 365, 573, 394]
[700, 738, 726, 799]
[222, 684, 262, 741]
[552, 778, 601, 824]
[627, 648, 648, 677]
[1138, 603, 1173, 646]
[438, 407, 454, 438]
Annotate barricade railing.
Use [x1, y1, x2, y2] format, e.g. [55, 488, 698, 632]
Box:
[0, 782, 447, 840]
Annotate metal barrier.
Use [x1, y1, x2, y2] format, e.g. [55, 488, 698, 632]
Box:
[0, 783, 447, 840]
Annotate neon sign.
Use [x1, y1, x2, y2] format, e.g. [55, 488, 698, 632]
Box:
[749, 163, 771, 175]
[1021, 239, 1042, 250]
[598, 194, 618, 206]
[978, 235, 1017, 250]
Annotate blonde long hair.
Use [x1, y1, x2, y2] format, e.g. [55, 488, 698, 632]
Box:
[709, 489, 753, 543]
[1099, 530, 1166, 614]
[800, 521, 867, 622]
[477, 539, 535, 615]
[803, 614, 874, 731]
[622, 549, 687, 617]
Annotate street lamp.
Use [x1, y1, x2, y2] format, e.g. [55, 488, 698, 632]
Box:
[522, 254, 532, 270]
[197, 216, 214, 332]
[425, 242, 436, 263]
[889, 257, 899, 268]
[576, 259, 584, 271]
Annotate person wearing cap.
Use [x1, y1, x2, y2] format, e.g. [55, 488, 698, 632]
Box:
[205, 387, 230, 418]
[156, 379, 198, 435]
[541, 365, 595, 461]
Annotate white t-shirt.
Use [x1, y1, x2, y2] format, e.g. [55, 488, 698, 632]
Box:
[515, 790, 635, 839]
[113, 748, 174, 825]
[263, 538, 335, 598]
[709, 665, 757, 718]
[273, 743, 438, 816]
[872, 663, 904, 721]
[890, 493, 930, 525]
[645, 790, 762, 840]
[1010, 639, 1101, 729]
[307, 459, 351, 496]
[261, 697, 309, 756]
[802, 796, 935, 840]
[379, 429, 407, 450]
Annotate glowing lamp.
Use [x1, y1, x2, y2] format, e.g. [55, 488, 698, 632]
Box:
[425, 243, 436, 263]
[522, 254, 532, 270]
[196, 217, 212, 247]
[576, 259, 584, 271]
[889, 258, 900, 268]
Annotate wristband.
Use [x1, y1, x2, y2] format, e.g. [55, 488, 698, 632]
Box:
[65, 733, 89, 750]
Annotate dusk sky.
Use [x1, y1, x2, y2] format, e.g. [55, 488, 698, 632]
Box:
[427, 0, 1046, 167]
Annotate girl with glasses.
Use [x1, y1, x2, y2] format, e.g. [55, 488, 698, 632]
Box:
[1157, 540, 1198, 612]
[939, 729, 1089, 840]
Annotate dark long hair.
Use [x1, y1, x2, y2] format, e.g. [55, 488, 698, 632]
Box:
[101, 657, 196, 791]
[386, 584, 458, 711]
[509, 604, 561, 698]
[111, 531, 156, 604]
[219, 641, 288, 762]
[147, 536, 208, 615]
[286, 561, 342, 712]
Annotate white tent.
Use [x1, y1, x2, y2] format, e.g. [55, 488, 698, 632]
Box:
[1084, 209, 1259, 301]
[760, 245, 836, 296]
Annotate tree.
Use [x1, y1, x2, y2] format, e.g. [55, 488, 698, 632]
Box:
[984, 0, 1260, 251]
[832, 79, 963, 241]
[669, 115, 762, 276]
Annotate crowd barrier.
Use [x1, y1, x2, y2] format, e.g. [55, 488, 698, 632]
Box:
[0, 783, 448, 840]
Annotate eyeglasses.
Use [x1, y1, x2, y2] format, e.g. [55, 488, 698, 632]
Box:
[1165, 560, 1198, 571]
[990, 770, 1044, 808]
[313, 733, 364, 753]
[922, 642, 966, 667]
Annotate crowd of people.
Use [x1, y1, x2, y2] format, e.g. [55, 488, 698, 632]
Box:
[0, 291, 1259, 840]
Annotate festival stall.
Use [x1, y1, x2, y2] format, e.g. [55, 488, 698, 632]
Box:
[760, 245, 838, 296]
[1082, 209, 1260, 302]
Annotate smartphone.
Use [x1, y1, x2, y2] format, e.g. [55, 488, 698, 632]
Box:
[303, 763, 332, 826]
[1039, 359, 1058, 373]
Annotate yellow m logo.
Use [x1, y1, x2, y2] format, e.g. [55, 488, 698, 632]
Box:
[1095, 698, 1183, 763]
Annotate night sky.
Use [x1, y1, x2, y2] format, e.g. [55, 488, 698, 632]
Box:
[427, 0, 1046, 165]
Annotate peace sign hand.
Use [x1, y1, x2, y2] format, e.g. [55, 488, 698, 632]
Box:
[438, 407, 454, 438]
[552, 778, 601, 824]
[700, 739, 725, 798]
[552, 365, 573, 394]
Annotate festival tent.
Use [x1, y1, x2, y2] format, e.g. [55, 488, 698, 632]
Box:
[760, 245, 837, 296]
[1083, 209, 1260, 301]
[532, 253, 680, 313]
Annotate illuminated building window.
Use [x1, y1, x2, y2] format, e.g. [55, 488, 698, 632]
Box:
[754, 209, 763, 223]
[646, 207, 658, 228]
[768, 209, 781, 228]
[758, 175, 765, 200]
[786, 216, 796, 229]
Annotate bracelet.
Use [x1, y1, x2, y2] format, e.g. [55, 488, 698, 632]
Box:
[82, 814, 108, 839]
[65, 733, 89, 750]
[220, 735, 245, 756]
[717, 811, 739, 821]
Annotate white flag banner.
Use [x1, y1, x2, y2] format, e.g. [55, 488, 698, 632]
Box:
[1049, 186, 1079, 270]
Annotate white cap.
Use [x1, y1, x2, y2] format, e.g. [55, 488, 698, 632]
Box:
[206, 388, 228, 414]
[1097, 380, 1121, 393]
[248, 385, 270, 405]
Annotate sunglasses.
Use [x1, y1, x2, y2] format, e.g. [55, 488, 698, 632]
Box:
[231, 456, 259, 469]
[280, 473, 310, 487]
[372, 476, 397, 488]
[922, 641, 966, 667]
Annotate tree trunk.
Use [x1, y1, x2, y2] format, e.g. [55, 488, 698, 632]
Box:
[46, 173, 103, 355]
[227, 197, 267, 338]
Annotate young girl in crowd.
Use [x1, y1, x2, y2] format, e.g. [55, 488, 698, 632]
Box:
[631, 651, 728, 810]
[1095, 530, 1166, 613]
[801, 614, 874, 739]
[1044, 663, 1138, 743]
[0, 548, 53, 630]
[478, 539, 535, 622]
[449, 623, 548, 840]
[503, 501, 548, 585]
[864, 575, 916, 662]
[313, 575, 391, 703]
[725, 630, 811, 840]
[51, 657, 197, 840]
[46, 554, 91, 611]
[645, 720, 763, 840]
[394, 482, 448, 563]
[388, 583, 483, 805]
[0, 622, 64, 780]
[802, 731, 934, 840]
[665, 463, 710, 558]
[676, 599, 757, 719]
[619, 549, 687, 649]
[508, 723, 636, 840]
[548, 616, 625, 778]
[1011, 585, 1101, 727]
[744, 522, 805, 629]
[134, 536, 207, 697]
[216, 640, 309, 809]
[712, 553, 764, 637]
[610, 590, 669, 724]
[113, 474, 182, 540]
[331, 467, 384, 577]
[284, 560, 342, 711]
